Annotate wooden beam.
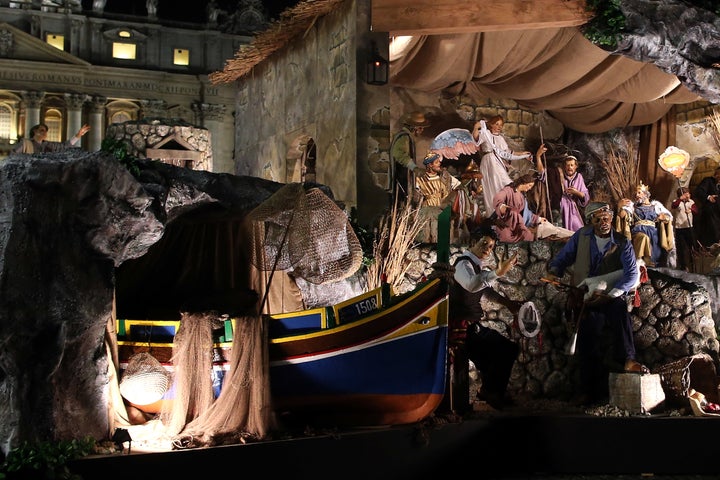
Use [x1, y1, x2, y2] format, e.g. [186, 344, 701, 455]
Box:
[371, 0, 592, 35]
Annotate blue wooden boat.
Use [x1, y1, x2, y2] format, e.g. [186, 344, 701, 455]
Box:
[268, 278, 449, 426]
[116, 277, 449, 427]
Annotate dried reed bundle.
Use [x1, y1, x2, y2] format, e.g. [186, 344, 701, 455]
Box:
[599, 140, 639, 202]
[365, 194, 427, 292]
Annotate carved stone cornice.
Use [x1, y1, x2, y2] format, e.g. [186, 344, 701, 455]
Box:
[192, 102, 226, 122]
[140, 99, 167, 118]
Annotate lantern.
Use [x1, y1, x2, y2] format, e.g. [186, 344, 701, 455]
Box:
[657, 146, 690, 179]
[366, 41, 388, 86]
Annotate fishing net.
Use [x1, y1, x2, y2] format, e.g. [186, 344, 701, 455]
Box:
[160, 312, 219, 435]
[245, 183, 362, 285]
[171, 315, 275, 448]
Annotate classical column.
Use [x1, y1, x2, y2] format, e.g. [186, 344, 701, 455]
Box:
[192, 102, 228, 172]
[21, 91, 45, 135]
[65, 93, 87, 141]
[88, 96, 107, 152]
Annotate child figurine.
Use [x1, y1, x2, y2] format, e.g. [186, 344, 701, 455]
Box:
[671, 186, 697, 272]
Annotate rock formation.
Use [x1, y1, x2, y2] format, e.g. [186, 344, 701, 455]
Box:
[0, 150, 295, 455]
[616, 0, 720, 103]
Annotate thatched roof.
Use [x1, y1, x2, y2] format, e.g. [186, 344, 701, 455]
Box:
[209, 0, 344, 85]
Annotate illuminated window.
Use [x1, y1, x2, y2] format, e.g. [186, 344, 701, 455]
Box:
[46, 33, 65, 51]
[44, 109, 63, 142]
[113, 43, 137, 60]
[118, 30, 131, 38]
[173, 49, 189, 66]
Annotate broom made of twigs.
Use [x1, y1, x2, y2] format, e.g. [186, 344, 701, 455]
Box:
[599, 140, 639, 203]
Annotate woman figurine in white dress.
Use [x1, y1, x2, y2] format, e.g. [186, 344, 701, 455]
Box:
[473, 116, 533, 218]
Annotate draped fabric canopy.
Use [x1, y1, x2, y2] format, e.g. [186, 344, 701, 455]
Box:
[390, 28, 702, 133]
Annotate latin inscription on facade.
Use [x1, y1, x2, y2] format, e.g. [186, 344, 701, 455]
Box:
[0, 71, 203, 96]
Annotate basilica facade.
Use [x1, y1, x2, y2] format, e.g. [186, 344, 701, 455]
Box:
[0, 0, 263, 173]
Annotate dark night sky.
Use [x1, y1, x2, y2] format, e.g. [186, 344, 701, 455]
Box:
[81, 1, 299, 23]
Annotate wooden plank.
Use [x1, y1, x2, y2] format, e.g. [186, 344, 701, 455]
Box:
[371, 0, 591, 35]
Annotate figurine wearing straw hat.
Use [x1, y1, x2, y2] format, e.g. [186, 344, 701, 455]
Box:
[390, 111, 430, 202]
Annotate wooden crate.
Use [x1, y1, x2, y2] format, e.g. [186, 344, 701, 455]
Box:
[609, 373, 665, 414]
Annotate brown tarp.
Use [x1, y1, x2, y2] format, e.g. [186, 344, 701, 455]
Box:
[390, 28, 701, 133]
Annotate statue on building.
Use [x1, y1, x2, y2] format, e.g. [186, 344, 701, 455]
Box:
[92, 0, 106, 13]
[146, 0, 158, 18]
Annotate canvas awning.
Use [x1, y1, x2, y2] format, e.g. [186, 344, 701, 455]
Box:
[390, 28, 702, 133]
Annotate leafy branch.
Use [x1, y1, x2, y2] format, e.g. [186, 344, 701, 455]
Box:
[101, 137, 141, 177]
[0, 437, 95, 479]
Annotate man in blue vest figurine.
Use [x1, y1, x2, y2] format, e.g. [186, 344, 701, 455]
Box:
[546, 202, 648, 406]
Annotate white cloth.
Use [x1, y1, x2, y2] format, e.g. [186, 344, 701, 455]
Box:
[534, 221, 574, 240]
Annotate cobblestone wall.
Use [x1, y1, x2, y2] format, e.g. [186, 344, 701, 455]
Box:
[400, 241, 719, 401]
[106, 119, 211, 171]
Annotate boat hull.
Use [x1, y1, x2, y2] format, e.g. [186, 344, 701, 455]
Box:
[268, 279, 449, 426]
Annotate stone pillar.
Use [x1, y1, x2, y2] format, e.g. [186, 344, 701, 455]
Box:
[30, 16, 40, 37]
[21, 91, 45, 135]
[70, 19, 83, 57]
[0, 27, 15, 58]
[65, 93, 87, 141]
[193, 102, 227, 172]
[88, 96, 107, 152]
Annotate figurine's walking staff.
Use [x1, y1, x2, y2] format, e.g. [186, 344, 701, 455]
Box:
[539, 125, 553, 224]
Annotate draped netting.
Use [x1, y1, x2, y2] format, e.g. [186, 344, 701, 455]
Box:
[245, 183, 363, 285]
[169, 313, 275, 448]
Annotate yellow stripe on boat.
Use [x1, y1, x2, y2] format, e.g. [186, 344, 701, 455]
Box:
[269, 279, 444, 345]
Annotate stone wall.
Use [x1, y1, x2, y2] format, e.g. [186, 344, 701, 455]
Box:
[399, 241, 719, 401]
[106, 119, 212, 171]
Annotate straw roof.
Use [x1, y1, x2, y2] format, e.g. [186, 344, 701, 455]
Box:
[209, 0, 345, 85]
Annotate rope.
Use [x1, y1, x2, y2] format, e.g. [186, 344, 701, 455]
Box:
[517, 301, 542, 338]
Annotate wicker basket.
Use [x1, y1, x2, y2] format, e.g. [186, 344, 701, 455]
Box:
[652, 353, 719, 406]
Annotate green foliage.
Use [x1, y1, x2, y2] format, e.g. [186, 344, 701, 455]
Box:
[583, 0, 720, 48]
[583, 0, 625, 48]
[0, 437, 95, 479]
[101, 137, 141, 177]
